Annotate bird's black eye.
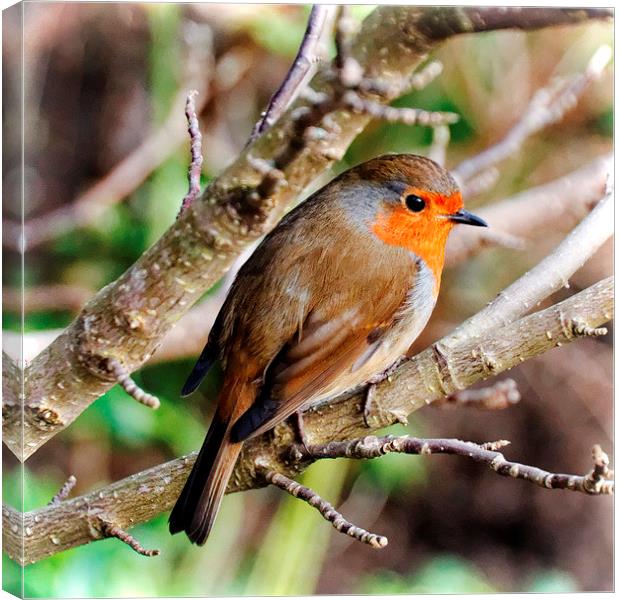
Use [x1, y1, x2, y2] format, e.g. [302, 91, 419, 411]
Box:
[404, 194, 426, 212]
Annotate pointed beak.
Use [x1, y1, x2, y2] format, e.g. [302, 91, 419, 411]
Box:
[449, 209, 488, 227]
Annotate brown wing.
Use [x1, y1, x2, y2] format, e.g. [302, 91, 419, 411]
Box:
[211, 192, 418, 443]
[228, 263, 414, 442]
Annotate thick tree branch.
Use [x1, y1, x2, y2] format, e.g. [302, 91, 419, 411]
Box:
[14, 6, 609, 462]
[2, 351, 22, 454]
[3, 277, 612, 565]
[437, 378, 521, 410]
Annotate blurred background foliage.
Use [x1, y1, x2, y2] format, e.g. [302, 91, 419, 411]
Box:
[2, 3, 613, 597]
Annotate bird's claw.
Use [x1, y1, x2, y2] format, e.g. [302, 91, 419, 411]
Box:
[363, 356, 406, 427]
[292, 410, 311, 455]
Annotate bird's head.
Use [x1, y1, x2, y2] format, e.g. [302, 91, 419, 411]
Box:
[340, 153, 487, 288]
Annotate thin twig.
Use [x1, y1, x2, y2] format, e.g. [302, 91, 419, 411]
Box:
[571, 319, 608, 337]
[334, 6, 362, 87]
[428, 124, 451, 167]
[460, 167, 500, 198]
[453, 44, 612, 185]
[359, 60, 444, 98]
[48, 475, 77, 506]
[177, 91, 204, 216]
[97, 519, 160, 557]
[262, 468, 388, 548]
[300, 436, 614, 495]
[249, 6, 333, 141]
[342, 91, 459, 126]
[107, 359, 160, 409]
[438, 379, 521, 410]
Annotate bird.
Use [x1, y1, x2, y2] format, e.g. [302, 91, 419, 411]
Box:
[169, 153, 487, 545]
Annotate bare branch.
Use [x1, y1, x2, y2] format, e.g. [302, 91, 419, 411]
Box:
[16, 6, 607, 461]
[358, 60, 444, 99]
[299, 436, 614, 495]
[249, 6, 334, 141]
[97, 518, 160, 557]
[3, 284, 94, 313]
[437, 379, 521, 410]
[407, 60, 444, 92]
[587, 444, 614, 492]
[177, 90, 204, 216]
[48, 475, 77, 506]
[453, 44, 612, 186]
[460, 167, 500, 198]
[3, 277, 612, 565]
[342, 91, 459, 126]
[428, 124, 451, 167]
[262, 468, 388, 548]
[570, 319, 608, 338]
[2, 351, 22, 458]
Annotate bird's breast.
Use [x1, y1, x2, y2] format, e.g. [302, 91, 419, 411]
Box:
[309, 257, 438, 406]
[365, 257, 437, 369]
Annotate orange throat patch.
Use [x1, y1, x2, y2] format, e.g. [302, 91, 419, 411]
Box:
[371, 205, 453, 295]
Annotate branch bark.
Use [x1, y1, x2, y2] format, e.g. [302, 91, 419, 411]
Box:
[2, 351, 22, 452]
[14, 6, 610, 462]
[3, 277, 612, 565]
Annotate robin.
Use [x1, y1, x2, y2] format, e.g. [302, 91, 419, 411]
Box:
[169, 153, 487, 544]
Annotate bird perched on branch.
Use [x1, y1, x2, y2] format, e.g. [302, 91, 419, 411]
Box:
[169, 153, 486, 544]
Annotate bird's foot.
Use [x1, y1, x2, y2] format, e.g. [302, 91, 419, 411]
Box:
[292, 410, 311, 455]
[363, 356, 406, 427]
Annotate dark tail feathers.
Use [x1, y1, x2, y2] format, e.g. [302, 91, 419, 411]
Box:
[168, 415, 235, 545]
